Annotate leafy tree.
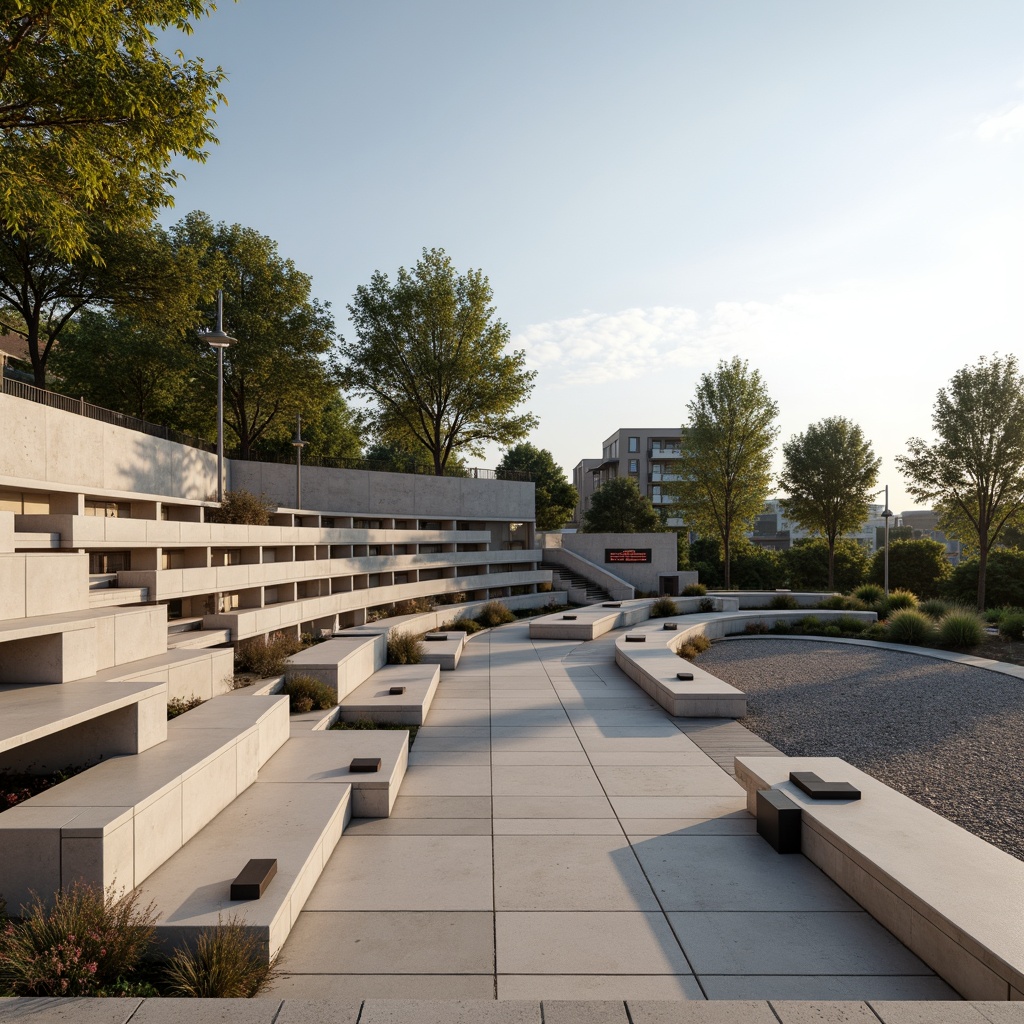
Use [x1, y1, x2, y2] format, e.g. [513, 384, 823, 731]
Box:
[0, 219, 195, 387]
[869, 538, 952, 599]
[670, 357, 779, 588]
[581, 477, 662, 533]
[0, 2, 226, 262]
[497, 443, 578, 530]
[777, 417, 881, 590]
[256, 396, 365, 464]
[896, 354, 1024, 610]
[946, 548, 1024, 609]
[730, 540, 789, 591]
[784, 537, 869, 593]
[174, 213, 341, 458]
[343, 248, 537, 475]
[49, 307, 194, 421]
[687, 536, 724, 588]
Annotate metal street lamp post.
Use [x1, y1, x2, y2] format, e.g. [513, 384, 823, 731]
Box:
[292, 414, 306, 510]
[197, 290, 237, 503]
[881, 484, 893, 598]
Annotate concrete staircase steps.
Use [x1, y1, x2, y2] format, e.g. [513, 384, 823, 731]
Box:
[540, 560, 612, 603]
[166, 628, 232, 651]
[339, 664, 441, 727]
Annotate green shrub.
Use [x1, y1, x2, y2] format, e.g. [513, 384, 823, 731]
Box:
[443, 616, 482, 634]
[985, 608, 1005, 624]
[682, 583, 707, 596]
[331, 718, 419, 747]
[0, 883, 155, 996]
[476, 600, 516, 627]
[885, 608, 934, 646]
[387, 629, 423, 665]
[823, 624, 842, 637]
[880, 589, 919, 616]
[394, 598, 432, 615]
[836, 615, 869, 634]
[744, 621, 769, 634]
[937, 610, 985, 649]
[999, 613, 1024, 641]
[677, 633, 711, 660]
[918, 598, 951, 620]
[784, 537, 869, 592]
[946, 548, 1024, 609]
[698, 597, 716, 613]
[795, 615, 823, 633]
[167, 695, 204, 720]
[863, 622, 888, 641]
[208, 489, 274, 526]
[817, 594, 868, 611]
[236, 632, 306, 677]
[284, 675, 336, 712]
[854, 583, 885, 604]
[768, 593, 799, 610]
[162, 917, 276, 997]
[770, 620, 792, 635]
[649, 596, 678, 618]
[869, 538, 952, 599]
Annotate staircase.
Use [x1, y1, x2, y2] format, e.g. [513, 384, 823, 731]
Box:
[541, 561, 612, 604]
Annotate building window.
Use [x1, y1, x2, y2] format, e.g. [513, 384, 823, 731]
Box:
[628, 459, 638, 474]
[628, 437, 639, 453]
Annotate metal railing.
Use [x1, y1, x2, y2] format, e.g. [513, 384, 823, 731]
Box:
[2, 377, 217, 452]
[2, 377, 530, 481]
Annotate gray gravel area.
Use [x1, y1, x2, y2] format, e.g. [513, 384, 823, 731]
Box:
[698, 637, 1024, 861]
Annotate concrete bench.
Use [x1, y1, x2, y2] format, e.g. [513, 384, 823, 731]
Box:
[529, 600, 653, 640]
[0, 694, 289, 910]
[735, 755, 1024, 1001]
[0, 679, 167, 768]
[284, 633, 386, 700]
[339, 664, 441, 727]
[256, 728, 409, 817]
[140, 780, 350, 962]
[419, 631, 467, 670]
[613, 610, 877, 718]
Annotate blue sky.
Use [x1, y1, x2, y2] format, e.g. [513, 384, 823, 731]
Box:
[167, 1, 1024, 511]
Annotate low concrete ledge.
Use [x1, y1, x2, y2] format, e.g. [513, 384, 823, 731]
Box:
[257, 729, 409, 817]
[339, 664, 441, 727]
[419, 631, 467, 670]
[0, 695, 290, 910]
[613, 610, 876, 718]
[734, 755, 1024, 1001]
[529, 599, 654, 640]
[285, 634, 386, 701]
[141, 780, 350, 962]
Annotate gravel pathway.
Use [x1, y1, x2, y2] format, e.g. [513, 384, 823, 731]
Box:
[698, 637, 1024, 861]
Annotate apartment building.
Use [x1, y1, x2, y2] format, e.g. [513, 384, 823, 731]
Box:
[572, 426, 685, 527]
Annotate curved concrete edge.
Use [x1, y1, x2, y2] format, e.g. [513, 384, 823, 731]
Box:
[718, 631, 1024, 681]
[613, 609, 877, 718]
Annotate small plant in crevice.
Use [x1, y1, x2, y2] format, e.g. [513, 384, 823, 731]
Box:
[442, 616, 482, 634]
[0, 883, 156, 997]
[676, 633, 711, 660]
[698, 598, 716, 613]
[1, 762, 93, 813]
[649, 596, 678, 618]
[283, 675, 336, 713]
[167, 695, 204, 720]
[475, 600, 516, 627]
[681, 583, 707, 597]
[162, 916, 277, 998]
[331, 718, 419, 747]
[387, 629, 423, 665]
[235, 631, 307, 677]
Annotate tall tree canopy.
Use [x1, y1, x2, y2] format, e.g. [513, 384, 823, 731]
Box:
[0, 2, 226, 261]
[175, 213, 341, 458]
[581, 477, 662, 533]
[777, 417, 881, 590]
[670, 357, 779, 588]
[343, 248, 538, 475]
[896, 354, 1024, 609]
[497, 443, 578, 531]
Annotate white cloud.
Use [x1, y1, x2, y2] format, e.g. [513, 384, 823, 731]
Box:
[976, 101, 1024, 142]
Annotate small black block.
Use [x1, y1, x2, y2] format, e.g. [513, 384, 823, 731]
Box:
[389, 686, 406, 695]
[790, 771, 861, 800]
[676, 671, 694, 681]
[424, 634, 447, 642]
[663, 622, 678, 630]
[350, 757, 382, 773]
[562, 614, 577, 620]
[624, 635, 646, 642]
[756, 789, 801, 854]
[230, 858, 278, 900]
[603, 602, 622, 608]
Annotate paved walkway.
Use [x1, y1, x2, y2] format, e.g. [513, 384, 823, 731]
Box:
[269, 622, 956, 1002]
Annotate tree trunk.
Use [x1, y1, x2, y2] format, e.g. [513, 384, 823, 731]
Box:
[723, 534, 731, 589]
[827, 537, 836, 592]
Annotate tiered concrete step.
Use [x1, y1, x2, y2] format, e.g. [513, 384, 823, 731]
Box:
[92, 644, 236, 702]
[419, 630, 468, 670]
[142, 780, 350, 963]
[529, 599, 652, 640]
[0, 694, 288, 911]
[166, 628, 232, 651]
[89, 586, 149, 608]
[285, 632, 386, 700]
[339, 663, 440, 726]
[14, 530, 60, 550]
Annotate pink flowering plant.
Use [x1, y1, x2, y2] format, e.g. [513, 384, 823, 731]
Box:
[0, 883, 155, 996]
